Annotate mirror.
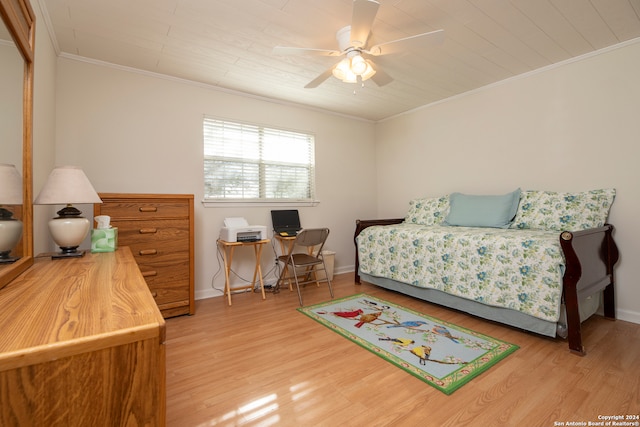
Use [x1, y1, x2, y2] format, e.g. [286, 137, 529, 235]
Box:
[0, 0, 35, 289]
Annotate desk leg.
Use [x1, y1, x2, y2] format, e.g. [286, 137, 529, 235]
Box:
[277, 239, 287, 290]
[221, 244, 236, 306]
[278, 239, 295, 291]
[253, 244, 266, 300]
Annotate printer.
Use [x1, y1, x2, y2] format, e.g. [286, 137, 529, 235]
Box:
[219, 217, 267, 242]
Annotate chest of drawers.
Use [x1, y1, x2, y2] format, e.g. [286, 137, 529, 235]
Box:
[94, 193, 195, 318]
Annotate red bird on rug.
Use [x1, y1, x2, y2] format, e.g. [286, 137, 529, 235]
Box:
[331, 309, 363, 319]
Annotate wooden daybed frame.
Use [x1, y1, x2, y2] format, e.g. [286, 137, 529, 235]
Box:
[354, 219, 619, 356]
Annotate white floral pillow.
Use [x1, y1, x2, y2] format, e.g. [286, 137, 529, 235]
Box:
[510, 189, 615, 231]
[404, 195, 449, 226]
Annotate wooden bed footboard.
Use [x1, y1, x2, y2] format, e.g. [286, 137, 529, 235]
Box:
[560, 224, 619, 356]
[354, 219, 620, 356]
[354, 218, 405, 284]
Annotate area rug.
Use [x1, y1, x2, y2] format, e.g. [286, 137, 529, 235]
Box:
[298, 293, 518, 395]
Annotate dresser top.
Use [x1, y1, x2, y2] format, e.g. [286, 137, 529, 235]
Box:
[0, 247, 165, 371]
[98, 192, 194, 200]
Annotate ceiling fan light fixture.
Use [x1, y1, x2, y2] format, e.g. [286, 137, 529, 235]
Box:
[350, 54, 368, 75]
[332, 58, 356, 82]
[360, 60, 376, 81]
[342, 71, 358, 83]
[331, 58, 348, 80]
[332, 55, 376, 84]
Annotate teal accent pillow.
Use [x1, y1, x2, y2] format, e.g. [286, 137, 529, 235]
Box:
[443, 189, 521, 228]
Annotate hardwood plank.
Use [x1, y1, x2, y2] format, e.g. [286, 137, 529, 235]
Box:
[165, 273, 640, 426]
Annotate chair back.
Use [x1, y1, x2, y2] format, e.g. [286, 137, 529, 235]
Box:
[276, 227, 334, 305]
[293, 228, 329, 253]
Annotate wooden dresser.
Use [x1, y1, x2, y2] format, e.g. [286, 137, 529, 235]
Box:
[0, 248, 166, 426]
[94, 193, 195, 318]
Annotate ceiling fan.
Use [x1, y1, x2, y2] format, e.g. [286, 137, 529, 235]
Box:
[273, 0, 444, 89]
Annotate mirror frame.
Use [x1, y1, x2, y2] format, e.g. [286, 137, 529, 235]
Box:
[0, 0, 34, 289]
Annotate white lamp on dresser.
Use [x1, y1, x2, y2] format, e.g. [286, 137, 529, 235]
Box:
[34, 166, 102, 258]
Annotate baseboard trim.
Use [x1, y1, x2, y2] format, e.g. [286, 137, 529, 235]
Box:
[617, 307, 640, 325]
[195, 265, 356, 301]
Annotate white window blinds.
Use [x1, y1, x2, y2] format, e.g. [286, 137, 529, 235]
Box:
[203, 117, 316, 202]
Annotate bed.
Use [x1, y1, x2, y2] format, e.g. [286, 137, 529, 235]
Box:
[354, 189, 619, 355]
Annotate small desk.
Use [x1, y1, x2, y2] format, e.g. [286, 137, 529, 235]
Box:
[218, 239, 270, 306]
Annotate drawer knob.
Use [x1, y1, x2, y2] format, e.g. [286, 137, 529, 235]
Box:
[139, 249, 158, 256]
[151, 291, 158, 298]
[139, 228, 158, 234]
[139, 207, 158, 212]
[142, 270, 158, 277]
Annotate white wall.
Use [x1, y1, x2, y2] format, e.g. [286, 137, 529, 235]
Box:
[53, 58, 377, 299]
[375, 39, 640, 324]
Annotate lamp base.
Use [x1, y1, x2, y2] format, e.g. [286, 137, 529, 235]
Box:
[48, 214, 90, 260]
[0, 218, 23, 263]
[0, 250, 19, 263]
[51, 246, 86, 259]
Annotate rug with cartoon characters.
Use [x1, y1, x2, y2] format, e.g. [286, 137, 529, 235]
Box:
[298, 293, 518, 394]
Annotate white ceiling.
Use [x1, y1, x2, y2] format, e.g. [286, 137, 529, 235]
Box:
[39, 0, 640, 121]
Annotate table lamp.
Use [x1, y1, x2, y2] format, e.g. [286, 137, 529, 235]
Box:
[34, 166, 102, 258]
[0, 164, 23, 263]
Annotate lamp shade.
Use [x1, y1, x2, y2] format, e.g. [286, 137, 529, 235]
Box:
[0, 163, 23, 205]
[34, 166, 102, 205]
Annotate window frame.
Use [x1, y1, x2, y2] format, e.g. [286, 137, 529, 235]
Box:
[202, 116, 318, 207]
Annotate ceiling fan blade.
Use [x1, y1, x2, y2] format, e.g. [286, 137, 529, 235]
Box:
[368, 29, 444, 56]
[350, 0, 380, 48]
[304, 66, 336, 88]
[273, 46, 341, 56]
[366, 60, 393, 86]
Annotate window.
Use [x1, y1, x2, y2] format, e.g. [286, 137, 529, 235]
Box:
[203, 117, 316, 204]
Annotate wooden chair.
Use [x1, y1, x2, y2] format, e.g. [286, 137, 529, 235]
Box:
[275, 228, 334, 306]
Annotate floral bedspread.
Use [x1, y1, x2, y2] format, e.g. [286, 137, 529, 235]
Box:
[356, 223, 565, 322]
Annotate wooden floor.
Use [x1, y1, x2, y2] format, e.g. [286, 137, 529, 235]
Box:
[165, 273, 640, 426]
